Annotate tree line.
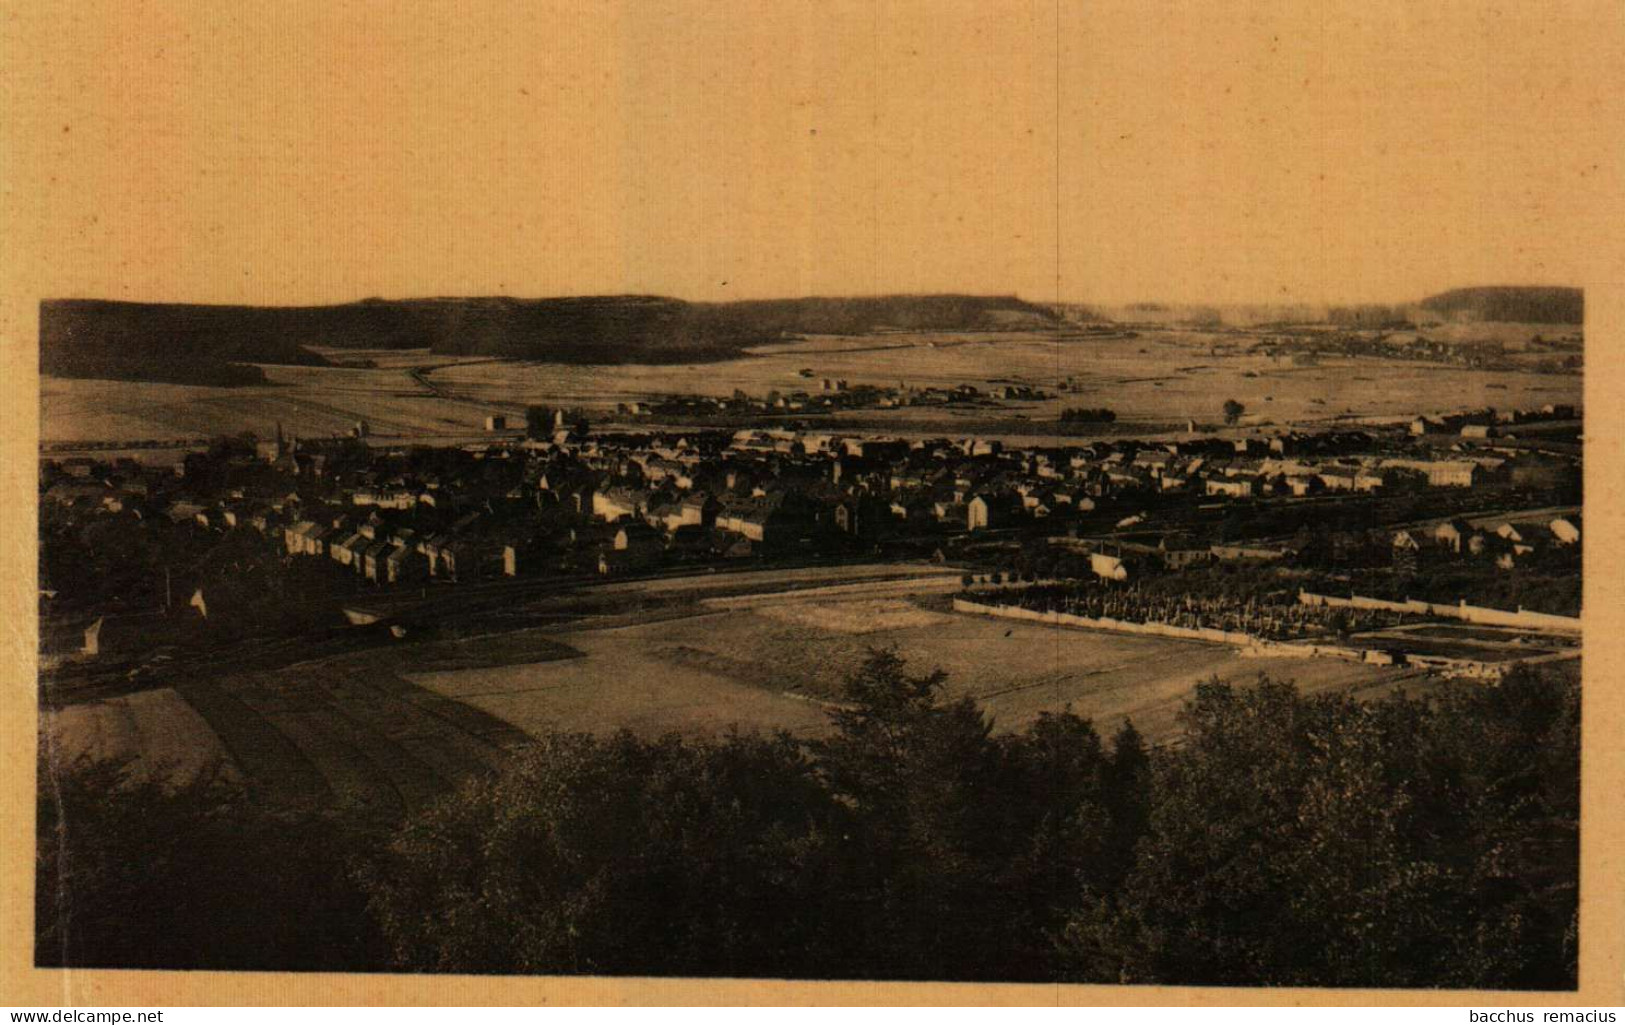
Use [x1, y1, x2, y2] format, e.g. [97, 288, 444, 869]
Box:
[37, 653, 1578, 988]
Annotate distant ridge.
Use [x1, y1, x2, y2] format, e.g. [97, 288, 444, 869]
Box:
[38, 287, 1579, 386]
[40, 294, 1060, 384]
[1080, 286, 1583, 328]
[40, 299, 331, 386]
[1417, 286, 1583, 324]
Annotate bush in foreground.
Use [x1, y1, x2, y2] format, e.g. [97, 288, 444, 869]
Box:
[38, 655, 1578, 987]
[35, 755, 382, 971]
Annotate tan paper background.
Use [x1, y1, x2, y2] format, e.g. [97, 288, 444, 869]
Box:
[2, 0, 1621, 1005]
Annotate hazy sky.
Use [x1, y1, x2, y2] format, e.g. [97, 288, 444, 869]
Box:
[6, 0, 1617, 307]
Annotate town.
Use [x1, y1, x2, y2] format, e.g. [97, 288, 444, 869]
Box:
[1247, 328, 1585, 375]
[621, 377, 1053, 420]
[41, 396, 1581, 692]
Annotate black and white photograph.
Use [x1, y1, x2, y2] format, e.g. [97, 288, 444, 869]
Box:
[11, 0, 1610, 1005]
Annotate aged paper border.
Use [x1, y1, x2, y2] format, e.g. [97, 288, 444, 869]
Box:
[2, 1, 1621, 1006]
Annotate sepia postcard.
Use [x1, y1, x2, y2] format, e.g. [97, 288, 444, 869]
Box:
[2, 0, 1622, 1008]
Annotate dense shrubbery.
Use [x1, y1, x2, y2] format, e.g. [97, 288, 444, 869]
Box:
[1060, 672, 1578, 988]
[37, 654, 1578, 987]
[1059, 408, 1117, 423]
[964, 580, 1412, 641]
[34, 756, 384, 971]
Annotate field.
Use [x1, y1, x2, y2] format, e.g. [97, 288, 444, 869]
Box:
[1398, 321, 1582, 347]
[36, 568, 961, 812]
[1348, 621, 1577, 663]
[434, 329, 1581, 428]
[44, 580, 1432, 816]
[40, 329, 1581, 444]
[411, 595, 1429, 745]
[42, 687, 237, 785]
[1401, 624, 1579, 645]
[40, 352, 500, 444]
[42, 641, 537, 819]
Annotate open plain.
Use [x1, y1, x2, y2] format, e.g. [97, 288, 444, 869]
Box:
[410, 593, 1432, 746]
[40, 327, 1581, 445]
[45, 574, 1436, 819]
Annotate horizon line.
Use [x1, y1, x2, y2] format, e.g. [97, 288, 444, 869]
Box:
[40, 283, 1584, 311]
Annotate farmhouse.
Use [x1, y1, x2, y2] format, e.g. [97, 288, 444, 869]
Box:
[331, 530, 366, 568]
[967, 494, 1001, 531]
[1426, 462, 1481, 488]
[1379, 458, 1482, 488]
[832, 498, 869, 536]
[1205, 476, 1255, 499]
[1158, 541, 1211, 570]
[598, 522, 666, 574]
[284, 520, 329, 556]
[1316, 470, 1358, 493]
[1550, 517, 1580, 545]
[592, 487, 649, 522]
[360, 540, 392, 582]
[353, 488, 419, 510]
[1211, 544, 1287, 562]
[1132, 450, 1175, 475]
[714, 493, 812, 546]
[1090, 552, 1129, 582]
[1391, 529, 1422, 551]
[1433, 519, 1477, 554]
[384, 544, 429, 584]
